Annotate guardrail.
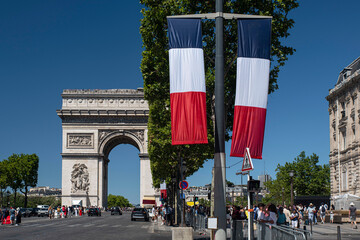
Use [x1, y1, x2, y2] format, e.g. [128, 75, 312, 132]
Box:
[231, 220, 312, 240]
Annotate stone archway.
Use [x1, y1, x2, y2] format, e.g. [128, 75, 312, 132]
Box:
[57, 89, 159, 208]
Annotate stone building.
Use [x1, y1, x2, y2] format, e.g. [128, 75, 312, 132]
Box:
[326, 57, 360, 208]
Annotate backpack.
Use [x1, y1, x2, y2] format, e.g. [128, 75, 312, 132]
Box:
[321, 206, 326, 213]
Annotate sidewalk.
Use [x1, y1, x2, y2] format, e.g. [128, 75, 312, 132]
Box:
[309, 223, 360, 239]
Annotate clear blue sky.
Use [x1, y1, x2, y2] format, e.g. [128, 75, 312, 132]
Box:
[0, 1, 359, 204]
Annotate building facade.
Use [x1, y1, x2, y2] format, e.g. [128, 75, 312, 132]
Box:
[28, 186, 62, 197]
[326, 57, 360, 207]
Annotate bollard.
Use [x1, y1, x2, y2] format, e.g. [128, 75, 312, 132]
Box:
[337, 226, 341, 240]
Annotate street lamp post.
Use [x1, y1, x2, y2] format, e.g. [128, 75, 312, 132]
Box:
[289, 170, 295, 207]
[167, 3, 272, 238]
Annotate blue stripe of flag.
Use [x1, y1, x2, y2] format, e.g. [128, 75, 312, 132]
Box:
[237, 19, 271, 60]
[168, 18, 202, 49]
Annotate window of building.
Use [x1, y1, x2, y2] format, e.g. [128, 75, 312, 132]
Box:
[342, 168, 348, 191]
[341, 131, 346, 150]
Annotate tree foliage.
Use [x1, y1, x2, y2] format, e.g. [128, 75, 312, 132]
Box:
[140, 0, 299, 187]
[107, 194, 132, 208]
[263, 151, 330, 205]
[0, 153, 39, 208]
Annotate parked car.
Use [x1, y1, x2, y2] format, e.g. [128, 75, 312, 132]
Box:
[88, 208, 101, 216]
[26, 208, 37, 217]
[31, 208, 40, 217]
[110, 207, 122, 215]
[131, 208, 149, 221]
[18, 208, 31, 217]
[37, 207, 49, 217]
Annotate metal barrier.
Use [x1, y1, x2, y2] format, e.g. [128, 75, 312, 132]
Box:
[231, 221, 312, 240]
[185, 212, 206, 231]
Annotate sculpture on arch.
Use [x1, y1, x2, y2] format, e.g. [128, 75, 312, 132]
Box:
[71, 163, 90, 193]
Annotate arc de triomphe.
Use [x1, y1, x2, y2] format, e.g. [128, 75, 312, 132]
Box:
[57, 88, 159, 208]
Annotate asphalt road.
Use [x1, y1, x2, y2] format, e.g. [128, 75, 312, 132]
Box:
[0, 211, 172, 240]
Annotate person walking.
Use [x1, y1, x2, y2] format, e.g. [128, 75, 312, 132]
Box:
[307, 203, 316, 225]
[319, 203, 327, 224]
[349, 202, 357, 229]
[48, 206, 53, 219]
[15, 208, 21, 226]
[330, 205, 334, 224]
[9, 207, 16, 225]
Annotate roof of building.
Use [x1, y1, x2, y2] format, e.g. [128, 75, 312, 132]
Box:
[327, 57, 360, 100]
[336, 56, 360, 86]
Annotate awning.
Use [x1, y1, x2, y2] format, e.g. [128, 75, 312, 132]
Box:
[143, 199, 156, 205]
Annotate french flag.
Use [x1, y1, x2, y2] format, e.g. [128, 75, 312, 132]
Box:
[230, 19, 271, 159]
[168, 18, 208, 145]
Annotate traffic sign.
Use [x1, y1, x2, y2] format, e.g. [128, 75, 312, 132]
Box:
[241, 148, 254, 172]
[179, 180, 189, 190]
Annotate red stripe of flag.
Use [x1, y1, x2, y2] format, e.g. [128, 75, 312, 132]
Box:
[230, 106, 267, 159]
[170, 92, 208, 145]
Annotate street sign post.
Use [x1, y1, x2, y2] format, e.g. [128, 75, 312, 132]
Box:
[241, 148, 254, 172]
[179, 180, 189, 190]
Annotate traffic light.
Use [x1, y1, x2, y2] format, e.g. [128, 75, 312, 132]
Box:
[208, 192, 211, 200]
[248, 180, 260, 192]
[194, 196, 198, 202]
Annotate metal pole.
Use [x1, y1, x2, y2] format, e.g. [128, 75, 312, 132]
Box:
[337, 226, 341, 240]
[291, 177, 294, 207]
[180, 157, 185, 227]
[247, 173, 251, 240]
[213, 0, 226, 239]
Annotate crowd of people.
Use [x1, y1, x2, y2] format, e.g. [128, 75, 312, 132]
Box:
[0, 207, 22, 226]
[226, 201, 359, 229]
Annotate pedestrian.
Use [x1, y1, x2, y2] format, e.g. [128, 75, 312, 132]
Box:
[15, 208, 21, 226]
[48, 206, 53, 219]
[319, 203, 327, 224]
[9, 207, 16, 225]
[0, 209, 3, 225]
[290, 209, 299, 228]
[330, 205, 334, 224]
[349, 202, 357, 229]
[283, 205, 291, 226]
[277, 207, 286, 226]
[257, 203, 266, 221]
[307, 203, 316, 225]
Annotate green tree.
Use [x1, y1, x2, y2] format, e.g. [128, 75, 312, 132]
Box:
[140, 0, 299, 189]
[107, 194, 132, 208]
[17, 154, 39, 208]
[264, 151, 330, 205]
[4, 155, 23, 206]
[0, 160, 9, 207]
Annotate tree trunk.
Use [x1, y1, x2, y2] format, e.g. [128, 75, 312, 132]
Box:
[13, 190, 17, 206]
[24, 186, 28, 208]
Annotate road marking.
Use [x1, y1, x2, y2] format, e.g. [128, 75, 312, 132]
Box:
[68, 223, 82, 227]
[95, 224, 108, 227]
[82, 224, 95, 227]
[112, 224, 122, 228]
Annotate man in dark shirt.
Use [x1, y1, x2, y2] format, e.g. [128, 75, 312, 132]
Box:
[349, 202, 357, 229]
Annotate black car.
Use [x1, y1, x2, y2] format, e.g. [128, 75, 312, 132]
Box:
[131, 208, 149, 221]
[88, 208, 101, 216]
[27, 208, 38, 217]
[18, 208, 31, 217]
[110, 207, 122, 215]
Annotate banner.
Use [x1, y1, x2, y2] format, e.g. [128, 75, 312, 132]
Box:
[168, 18, 208, 145]
[230, 19, 272, 159]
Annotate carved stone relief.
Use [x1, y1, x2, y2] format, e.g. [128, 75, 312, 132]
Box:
[67, 133, 94, 149]
[71, 163, 90, 193]
[99, 129, 144, 143]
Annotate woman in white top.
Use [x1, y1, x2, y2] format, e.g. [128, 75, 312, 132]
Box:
[260, 204, 277, 225]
